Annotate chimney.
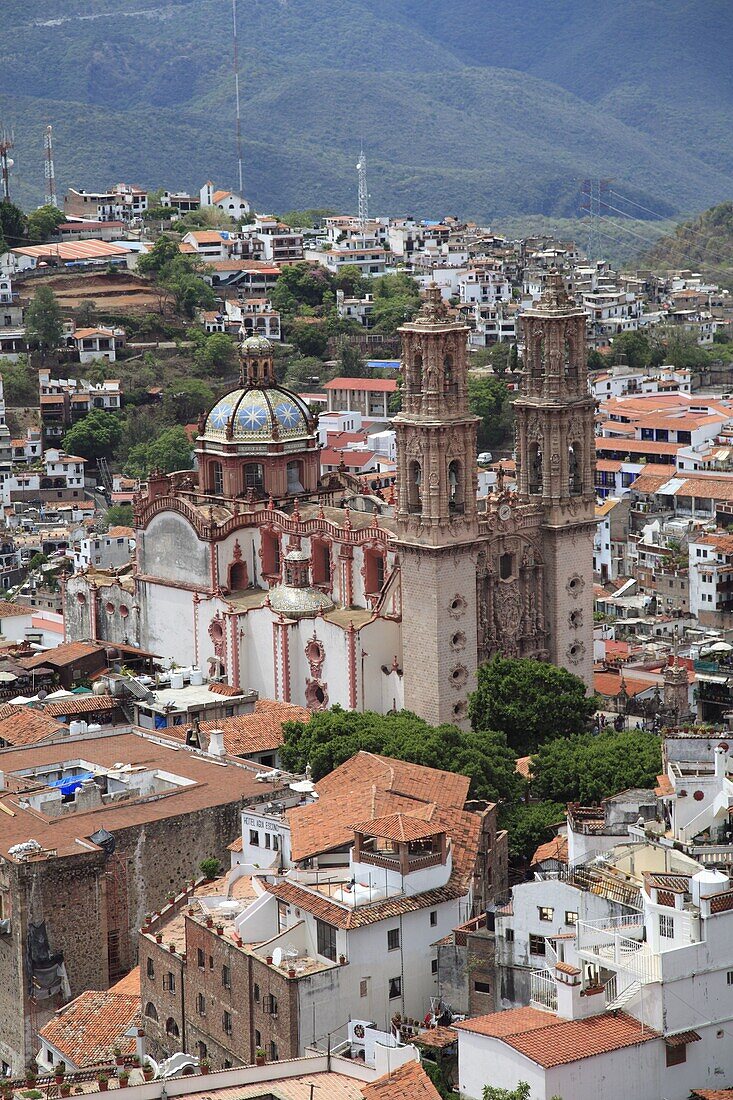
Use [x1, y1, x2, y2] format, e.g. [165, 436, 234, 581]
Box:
[208, 729, 225, 758]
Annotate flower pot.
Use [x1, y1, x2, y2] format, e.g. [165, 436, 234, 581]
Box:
[98, 1082, 109, 1093]
[61, 1087, 71, 1098]
[143, 1071, 154, 1082]
[155, 933, 163, 943]
[339, 955, 347, 965]
[288, 968, 296, 978]
[266, 955, 273, 964]
[115, 1058, 124, 1066]
[206, 917, 213, 928]
[255, 1056, 265, 1067]
[200, 1066, 209, 1076]
[118, 1080, 128, 1090]
[169, 944, 176, 953]
[55, 1077, 64, 1085]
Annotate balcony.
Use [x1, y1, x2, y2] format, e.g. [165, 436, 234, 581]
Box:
[576, 915, 660, 983]
[358, 848, 444, 872]
[530, 969, 557, 1013]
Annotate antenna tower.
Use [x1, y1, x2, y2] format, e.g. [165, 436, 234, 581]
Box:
[232, 0, 244, 196]
[0, 127, 14, 202]
[44, 124, 58, 208]
[357, 146, 368, 231]
[579, 177, 612, 260]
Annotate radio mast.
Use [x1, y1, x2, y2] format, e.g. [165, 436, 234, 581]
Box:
[44, 124, 58, 208]
[0, 128, 14, 202]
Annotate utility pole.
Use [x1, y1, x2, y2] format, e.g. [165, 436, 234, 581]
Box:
[232, 0, 244, 197]
[44, 124, 58, 208]
[0, 127, 14, 202]
[357, 146, 368, 232]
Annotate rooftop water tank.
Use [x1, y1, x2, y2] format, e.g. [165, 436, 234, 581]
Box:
[170, 672, 184, 690]
[691, 868, 729, 907]
[190, 668, 204, 686]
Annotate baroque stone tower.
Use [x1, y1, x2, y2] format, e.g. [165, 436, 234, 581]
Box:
[394, 286, 480, 726]
[515, 272, 596, 687]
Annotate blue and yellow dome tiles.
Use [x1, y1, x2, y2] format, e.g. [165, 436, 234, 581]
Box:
[204, 386, 313, 444]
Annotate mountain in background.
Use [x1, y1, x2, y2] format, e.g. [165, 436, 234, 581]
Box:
[643, 201, 733, 274]
[1, 0, 732, 224]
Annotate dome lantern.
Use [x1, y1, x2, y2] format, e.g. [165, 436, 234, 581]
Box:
[239, 331, 275, 387]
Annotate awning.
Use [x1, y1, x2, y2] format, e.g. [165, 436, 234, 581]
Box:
[665, 1030, 701, 1046]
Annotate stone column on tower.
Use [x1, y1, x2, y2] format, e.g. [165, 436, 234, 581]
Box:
[393, 285, 480, 727]
[514, 271, 596, 687]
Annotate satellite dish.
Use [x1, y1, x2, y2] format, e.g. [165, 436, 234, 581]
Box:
[272, 947, 283, 967]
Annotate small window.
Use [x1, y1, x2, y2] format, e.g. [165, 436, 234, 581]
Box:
[145, 1002, 158, 1021]
[727, 971, 733, 986]
[665, 1043, 686, 1067]
[538, 906, 554, 922]
[146, 957, 155, 979]
[209, 956, 214, 970]
[254, 982, 260, 1003]
[222, 964, 231, 989]
[431, 959, 438, 975]
[389, 976, 402, 999]
[197, 1042, 207, 1061]
[505, 928, 514, 943]
[197, 948, 205, 969]
[429, 911, 437, 927]
[565, 911, 579, 925]
[269, 1041, 279, 1062]
[360, 978, 368, 998]
[222, 1010, 233, 1035]
[316, 918, 337, 962]
[387, 928, 400, 951]
[474, 980, 491, 994]
[255, 1030, 262, 1049]
[529, 934, 545, 956]
[165, 1017, 179, 1038]
[196, 993, 206, 1016]
[500, 552, 514, 580]
[166, 972, 175, 994]
[660, 914, 674, 939]
[250, 829, 260, 846]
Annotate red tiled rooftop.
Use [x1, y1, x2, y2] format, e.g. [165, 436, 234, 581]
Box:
[39, 990, 139, 1068]
[455, 1008, 658, 1067]
[361, 1060, 441, 1100]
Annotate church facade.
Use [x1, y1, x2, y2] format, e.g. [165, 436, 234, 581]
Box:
[65, 278, 595, 725]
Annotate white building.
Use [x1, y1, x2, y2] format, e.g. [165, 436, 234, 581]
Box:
[200, 181, 251, 219]
[71, 526, 135, 572]
[72, 326, 122, 364]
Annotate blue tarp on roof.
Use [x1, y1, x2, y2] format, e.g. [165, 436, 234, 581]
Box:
[48, 772, 94, 798]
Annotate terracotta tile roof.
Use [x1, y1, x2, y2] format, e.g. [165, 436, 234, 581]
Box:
[655, 772, 674, 796]
[665, 1029, 701, 1046]
[0, 707, 64, 747]
[414, 1026, 458, 1050]
[208, 682, 247, 697]
[324, 377, 397, 393]
[289, 751, 471, 862]
[515, 755, 532, 780]
[199, 700, 309, 756]
[39, 990, 139, 1068]
[351, 811, 442, 842]
[0, 601, 31, 617]
[108, 966, 140, 996]
[690, 1091, 733, 1099]
[360, 1060, 441, 1100]
[593, 671, 650, 698]
[531, 834, 568, 866]
[21, 641, 101, 669]
[41, 695, 120, 717]
[554, 961, 581, 975]
[455, 1008, 659, 1067]
[228, 835, 243, 852]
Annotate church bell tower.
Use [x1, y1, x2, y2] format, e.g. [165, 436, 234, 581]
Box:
[514, 272, 596, 687]
[393, 286, 480, 727]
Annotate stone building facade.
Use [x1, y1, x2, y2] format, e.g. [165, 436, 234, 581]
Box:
[65, 284, 595, 727]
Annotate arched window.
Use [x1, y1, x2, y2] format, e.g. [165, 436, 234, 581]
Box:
[448, 460, 464, 513]
[244, 462, 264, 495]
[409, 352, 422, 391]
[569, 443, 582, 496]
[261, 531, 281, 576]
[500, 552, 515, 581]
[532, 334, 544, 379]
[444, 355, 457, 395]
[145, 1002, 158, 1022]
[210, 461, 223, 495]
[165, 1017, 179, 1038]
[564, 337, 577, 381]
[529, 443, 543, 494]
[229, 560, 248, 591]
[407, 460, 422, 514]
[287, 460, 304, 494]
[311, 540, 331, 586]
[364, 548, 386, 596]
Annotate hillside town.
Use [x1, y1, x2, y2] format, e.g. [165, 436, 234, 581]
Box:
[0, 166, 733, 1100]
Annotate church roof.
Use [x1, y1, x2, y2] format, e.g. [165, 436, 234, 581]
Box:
[202, 384, 314, 445]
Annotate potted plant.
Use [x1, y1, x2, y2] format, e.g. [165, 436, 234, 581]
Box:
[25, 1070, 36, 1088]
[206, 916, 214, 928]
[255, 1048, 266, 1067]
[143, 1062, 154, 1083]
[339, 953, 347, 965]
[155, 932, 163, 944]
[113, 1046, 123, 1066]
[144, 913, 153, 925]
[54, 1063, 66, 1084]
[199, 1061, 210, 1076]
[265, 954, 273, 964]
[118, 1071, 129, 1090]
[60, 1084, 71, 1098]
[166, 891, 175, 903]
[168, 942, 176, 953]
[288, 966, 296, 978]
[97, 1075, 109, 1093]
[215, 925, 223, 936]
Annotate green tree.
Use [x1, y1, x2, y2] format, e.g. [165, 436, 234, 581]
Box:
[610, 330, 652, 371]
[0, 356, 37, 405]
[63, 409, 123, 463]
[469, 656, 597, 756]
[0, 201, 28, 252]
[74, 300, 97, 328]
[288, 320, 328, 358]
[124, 426, 193, 478]
[27, 205, 66, 244]
[161, 257, 215, 318]
[467, 375, 510, 450]
[162, 378, 214, 423]
[137, 235, 180, 278]
[193, 332, 237, 376]
[587, 348, 607, 372]
[483, 1081, 532, 1100]
[274, 262, 334, 308]
[25, 286, 64, 359]
[337, 341, 367, 377]
[334, 264, 366, 297]
[498, 802, 566, 865]
[280, 707, 523, 805]
[103, 504, 134, 528]
[531, 730, 662, 805]
[369, 272, 421, 335]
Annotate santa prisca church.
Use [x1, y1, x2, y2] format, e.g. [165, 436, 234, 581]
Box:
[65, 275, 595, 726]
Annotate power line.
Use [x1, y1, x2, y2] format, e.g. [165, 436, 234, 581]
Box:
[608, 190, 669, 221]
[232, 0, 244, 197]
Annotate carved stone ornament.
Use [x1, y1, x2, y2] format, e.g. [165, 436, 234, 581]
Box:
[566, 640, 586, 666]
[305, 633, 325, 677]
[495, 581, 523, 639]
[566, 573, 585, 599]
[448, 594, 467, 618]
[568, 608, 583, 629]
[450, 664, 469, 689]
